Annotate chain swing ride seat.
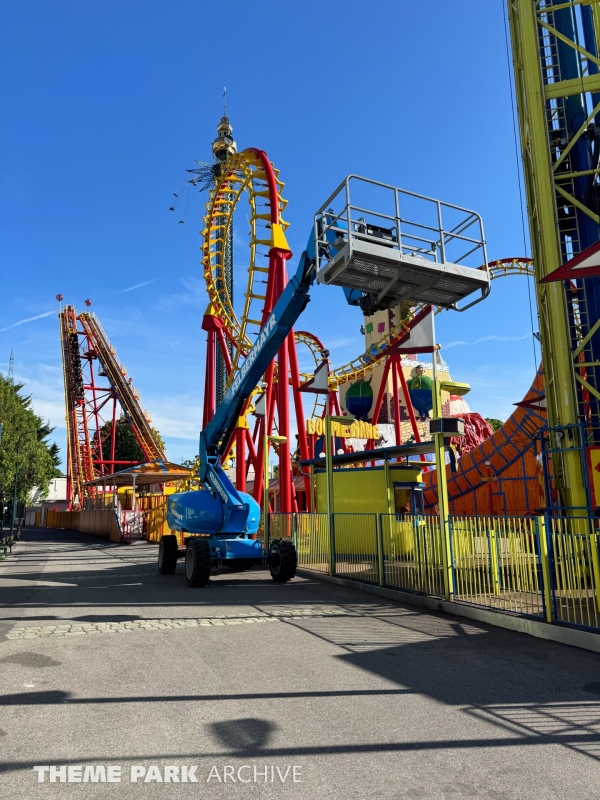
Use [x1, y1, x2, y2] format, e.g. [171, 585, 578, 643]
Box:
[314, 175, 490, 315]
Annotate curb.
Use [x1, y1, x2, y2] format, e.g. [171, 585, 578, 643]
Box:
[297, 568, 600, 655]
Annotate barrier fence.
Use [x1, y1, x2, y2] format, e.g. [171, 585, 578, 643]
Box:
[269, 511, 600, 634]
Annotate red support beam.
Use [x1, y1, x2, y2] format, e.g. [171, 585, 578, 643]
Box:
[391, 355, 402, 447]
[202, 324, 216, 428]
[235, 427, 246, 492]
[395, 356, 427, 463]
[288, 329, 312, 503]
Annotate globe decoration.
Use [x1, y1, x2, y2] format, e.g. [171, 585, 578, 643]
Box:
[407, 369, 433, 418]
[409, 389, 433, 418]
[345, 379, 373, 421]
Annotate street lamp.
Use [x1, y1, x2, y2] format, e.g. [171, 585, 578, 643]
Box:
[263, 434, 287, 555]
[324, 414, 353, 576]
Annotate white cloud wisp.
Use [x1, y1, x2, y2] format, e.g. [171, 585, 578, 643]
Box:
[0, 310, 54, 333]
[443, 333, 532, 350]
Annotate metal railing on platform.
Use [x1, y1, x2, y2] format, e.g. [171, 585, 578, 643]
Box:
[268, 511, 600, 634]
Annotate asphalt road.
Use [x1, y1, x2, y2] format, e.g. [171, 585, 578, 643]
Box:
[1, 528, 600, 799]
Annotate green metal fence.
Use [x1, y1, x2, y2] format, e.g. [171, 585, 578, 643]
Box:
[380, 514, 445, 596]
[546, 517, 600, 630]
[450, 515, 545, 618]
[268, 511, 600, 634]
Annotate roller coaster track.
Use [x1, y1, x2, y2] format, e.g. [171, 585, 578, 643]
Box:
[79, 313, 166, 462]
[59, 306, 166, 507]
[59, 306, 95, 506]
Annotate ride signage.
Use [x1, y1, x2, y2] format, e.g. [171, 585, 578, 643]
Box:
[306, 418, 380, 440]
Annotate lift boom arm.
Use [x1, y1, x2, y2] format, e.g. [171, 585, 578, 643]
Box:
[197, 237, 318, 532]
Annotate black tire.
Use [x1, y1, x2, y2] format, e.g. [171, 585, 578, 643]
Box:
[185, 538, 212, 587]
[269, 538, 297, 583]
[158, 535, 178, 575]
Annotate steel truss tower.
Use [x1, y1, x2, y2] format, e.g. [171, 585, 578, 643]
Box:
[59, 305, 166, 507]
[508, 0, 600, 512]
[212, 115, 236, 407]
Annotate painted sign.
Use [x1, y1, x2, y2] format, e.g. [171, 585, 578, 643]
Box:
[306, 418, 380, 440]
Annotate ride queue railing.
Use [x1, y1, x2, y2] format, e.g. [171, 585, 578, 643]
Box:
[269, 511, 600, 634]
[450, 515, 545, 618]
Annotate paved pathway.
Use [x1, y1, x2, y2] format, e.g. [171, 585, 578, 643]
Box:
[1, 528, 600, 799]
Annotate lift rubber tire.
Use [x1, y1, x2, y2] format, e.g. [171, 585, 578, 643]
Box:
[269, 538, 297, 583]
[158, 535, 178, 575]
[185, 538, 212, 587]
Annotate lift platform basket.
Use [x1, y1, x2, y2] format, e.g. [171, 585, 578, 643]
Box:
[314, 175, 490, 314]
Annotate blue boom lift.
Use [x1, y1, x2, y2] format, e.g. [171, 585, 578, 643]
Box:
[157, 226, 320, 586]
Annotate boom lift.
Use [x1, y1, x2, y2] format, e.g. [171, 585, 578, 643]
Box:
[158, 222, 318, 586]
[158, 173, 488, 587]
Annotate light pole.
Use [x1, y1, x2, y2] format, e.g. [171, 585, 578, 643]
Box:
[263, 434, 287, 555]
[324, 414, 353, 576]
[428, 344, 470, 601]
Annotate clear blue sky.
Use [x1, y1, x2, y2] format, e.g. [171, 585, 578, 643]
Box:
[0, 0, 539, 468]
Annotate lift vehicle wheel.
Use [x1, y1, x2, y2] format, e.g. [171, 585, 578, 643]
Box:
[158, 535, 178, 575]
[185, 538, 211, 588]
[268, 538, 297, 583]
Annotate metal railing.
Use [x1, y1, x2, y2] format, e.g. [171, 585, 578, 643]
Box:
[333, 513, 379, 583]
[450, 516, 544, 618]
[546, 517, 600, 629]
[269, 511, 600, 634]
[314, 175, 488, 273]
[381, 514, 445, 596]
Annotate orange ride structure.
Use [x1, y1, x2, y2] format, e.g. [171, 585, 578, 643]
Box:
[58, 302, 166, 509]
[424, 369, 547, 516]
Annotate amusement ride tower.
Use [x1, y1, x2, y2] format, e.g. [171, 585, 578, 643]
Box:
[508, 0, 600, 512]
[211, 113, 236, 407]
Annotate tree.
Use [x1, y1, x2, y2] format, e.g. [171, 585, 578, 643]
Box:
[95, 418, 166, 465]
[0, 373, 62, 504]
[485, 418, 504, 432]
[97, 419, 145, 464]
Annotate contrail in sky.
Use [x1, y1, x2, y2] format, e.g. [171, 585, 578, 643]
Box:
[443, 333, 531, 350]
[0, 310, 54, 333]
[120, 279, 158, 293]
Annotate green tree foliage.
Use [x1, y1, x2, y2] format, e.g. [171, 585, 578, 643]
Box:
[485, 418, 504, 432]
[97, 419, 145, 464]
[96, 419, 166, 465]
[0, 373, 62, 503]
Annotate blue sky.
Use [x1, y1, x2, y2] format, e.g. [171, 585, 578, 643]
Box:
[0, 0, 539, 468]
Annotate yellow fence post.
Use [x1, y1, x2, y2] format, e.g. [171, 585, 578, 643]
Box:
[537, 516, 554, 624]
[488, 525, 500, 597]
[377, 515, 385, 588]
[588, 522, 600, 614]
[431, 374, 453, 601]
